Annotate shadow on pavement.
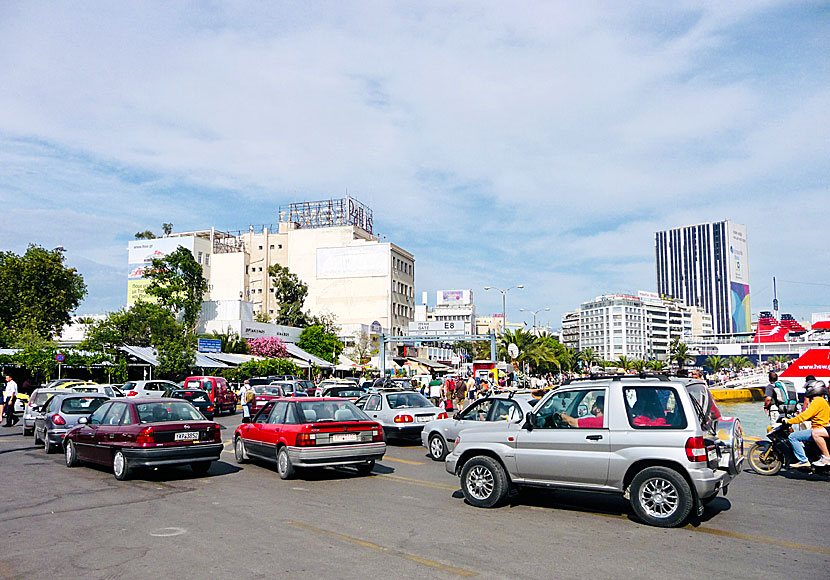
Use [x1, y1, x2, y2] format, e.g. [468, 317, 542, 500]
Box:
[80, 459, 241, 481]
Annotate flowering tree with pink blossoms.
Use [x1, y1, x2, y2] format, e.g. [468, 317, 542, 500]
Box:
[246, 336, 289, 358]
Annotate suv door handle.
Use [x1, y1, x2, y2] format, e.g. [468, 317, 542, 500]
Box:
[586, 434, 603, 441]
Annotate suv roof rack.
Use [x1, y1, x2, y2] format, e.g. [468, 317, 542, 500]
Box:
[561, 372, 673, 385]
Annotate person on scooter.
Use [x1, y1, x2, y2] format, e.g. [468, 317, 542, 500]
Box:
[778, 380, 830, 468]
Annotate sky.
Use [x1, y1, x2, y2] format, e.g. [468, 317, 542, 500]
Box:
[1, 1, 828, 328]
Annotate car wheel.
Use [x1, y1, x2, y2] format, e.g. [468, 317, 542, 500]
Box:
[428, 433, 448, 461]
[277, 447, 295, 480]
[23, 426, 33, 437]
[460, 456, 509, 508]
[355, 460, 374, 476]
[65, 440, 80, 467]
[228, 404, 236, 415]
[113, 450, 132, 481]
[33, 427, 42, 446]
[234, 436, 248, 464]
[43, 432, 54, 454]
[629, 467, 693, 528]
[190, 461, 212, 475]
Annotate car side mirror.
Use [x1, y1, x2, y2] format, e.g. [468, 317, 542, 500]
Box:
[78, 417, 89, 425]
[524, 413, 535, 431]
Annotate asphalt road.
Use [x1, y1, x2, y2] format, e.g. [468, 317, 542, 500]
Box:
[0, 414, 828, 580]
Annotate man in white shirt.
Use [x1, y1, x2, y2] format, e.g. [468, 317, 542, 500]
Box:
[3, 375, 19, 427]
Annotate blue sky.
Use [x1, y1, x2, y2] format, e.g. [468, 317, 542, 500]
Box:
[1, 1, 828, 327]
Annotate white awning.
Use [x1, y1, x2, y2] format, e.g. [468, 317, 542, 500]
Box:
[121, 346, 229, 368]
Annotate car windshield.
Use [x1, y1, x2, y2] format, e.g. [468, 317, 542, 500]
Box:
[173, 390, 209, 403]
[60, 397, 107, 414]
[32, 392, 54, 406]
[386, 392, 432, 409]
[136, 401, 205, 423]
[254, 386, 282, 395]
[296, 400, 371, 423]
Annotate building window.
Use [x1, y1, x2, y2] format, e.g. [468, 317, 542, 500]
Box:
[270, 244, 274, 249]
[278, 244, 282, 249]
[258, 245, 263, 250]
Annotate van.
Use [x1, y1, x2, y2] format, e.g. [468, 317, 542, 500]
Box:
[183, 376, 237, 416]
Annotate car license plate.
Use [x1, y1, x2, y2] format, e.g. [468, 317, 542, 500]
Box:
[175, 432, 199, 441]
[707, 448, 717, 462]
[417, 416, 432, 423]
[330, 433, 358, 443]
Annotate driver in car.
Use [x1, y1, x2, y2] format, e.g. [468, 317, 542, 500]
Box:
[561, 397, 604, 428]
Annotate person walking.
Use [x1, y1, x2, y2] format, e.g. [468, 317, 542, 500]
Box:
[239, 379, 254, 423]
[3, 375, 19, 427]
[428, 377, 442, 407]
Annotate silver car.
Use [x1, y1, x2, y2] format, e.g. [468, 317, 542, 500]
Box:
[70, 384, 123, 397]
[355, 390, 445, 442]
[122, 380, 178, 397]
[421, 393, 539, 461]
[446, 376, 744, 528]
[21, 388, 63, 436]
[33, 393, 109, 454]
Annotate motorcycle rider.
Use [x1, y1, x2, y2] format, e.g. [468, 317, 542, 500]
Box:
[778, 380, 830, 468]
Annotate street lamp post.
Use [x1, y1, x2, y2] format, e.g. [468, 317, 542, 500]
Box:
[484, 285, 524, 334]
[519, 307, 550, 335]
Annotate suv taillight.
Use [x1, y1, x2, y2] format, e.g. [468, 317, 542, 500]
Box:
[685, 436, 707, 463]
[296, 433, 316, 447]
[394, 414, 413, 423]
[51, 414, 66, 426]
[136, 426, 155, 444]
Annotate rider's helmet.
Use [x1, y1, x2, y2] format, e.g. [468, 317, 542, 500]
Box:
[804, 380, 828, 399]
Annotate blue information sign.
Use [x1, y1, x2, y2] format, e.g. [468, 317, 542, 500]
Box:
[197, 338, 222, 353]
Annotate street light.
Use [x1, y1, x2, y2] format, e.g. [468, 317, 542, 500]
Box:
[520, 307, 550, 335]
[484, 285, 524, 334]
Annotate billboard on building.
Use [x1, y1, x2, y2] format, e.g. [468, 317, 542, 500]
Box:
[127, 238, 194, 306]
[316, 245, 389, 279]
[726, 222, 750, 332]
[637, 290, 662, 306]
[436, 289, 472, 306]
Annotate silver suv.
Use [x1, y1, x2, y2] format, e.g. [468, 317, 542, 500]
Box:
[445, 375, 743, 527]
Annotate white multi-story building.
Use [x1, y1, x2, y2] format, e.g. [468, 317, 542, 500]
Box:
[561, 311, 580, 351]
[575, 292, 713, 362]
[414, 290, 476, 334]
[127, 197, 415, 338]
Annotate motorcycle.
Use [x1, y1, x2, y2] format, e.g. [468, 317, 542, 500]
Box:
[747, 421, 830, 476]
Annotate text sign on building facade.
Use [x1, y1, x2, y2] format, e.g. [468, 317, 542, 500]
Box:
[408, 321, 466, 335]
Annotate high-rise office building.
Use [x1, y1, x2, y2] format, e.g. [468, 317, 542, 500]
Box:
[655, 220, 750, 334]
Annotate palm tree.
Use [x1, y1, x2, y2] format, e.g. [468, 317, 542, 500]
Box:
[647, 359, 668, 372]
[730, 356, 754, 370]
[616, 355, 634, 371]
[578, 348, 599, 369]
[630, 358, 646, 372]
[670, 341, 694, 370]
[704, 355, 728, 373]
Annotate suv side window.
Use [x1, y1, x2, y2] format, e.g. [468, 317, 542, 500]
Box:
[489, 400, 521, 422]
[532, 389, 605, 429]
[623, 386, 687, 429]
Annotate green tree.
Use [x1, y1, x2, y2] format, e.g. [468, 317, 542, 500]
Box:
[155, 332, 196, 378]
[207, 327, 249, 354]
[0, 245, 87, 345]
[630, 358, 646, 372]
[704, 355, 728, 373]
[669, 339, 694, 370]
[134, 230, 157, 239]
[144, 246, 208, 333]
[616, 355, 634, 371]
[298, 324, 344, 364]
[730, 356, 754, 370]
[647, 359, 668, 372]
[162, 223, 174, 236]
[268, 264, 311, 327]
[348, 330, 377, 365]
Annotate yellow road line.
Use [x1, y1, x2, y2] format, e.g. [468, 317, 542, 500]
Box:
[382, 456, 425, 466]
[288, 521, 477, 577]
[372, 473, 457, 491]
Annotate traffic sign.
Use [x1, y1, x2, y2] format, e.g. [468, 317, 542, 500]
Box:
[55, 353, 65, 362]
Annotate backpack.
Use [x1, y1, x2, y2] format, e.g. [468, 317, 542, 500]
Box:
[244, 389, 255, 404]
[772, 381, 798, 414]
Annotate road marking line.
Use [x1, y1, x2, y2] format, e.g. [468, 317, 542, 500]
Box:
[382, 457, 425, 465]
[372, 473, 457, 491]
[288, 521, 477, 577]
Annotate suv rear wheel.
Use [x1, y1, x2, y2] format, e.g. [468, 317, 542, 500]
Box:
[629, 466, 692, 528]
[460, 456, 509, 508]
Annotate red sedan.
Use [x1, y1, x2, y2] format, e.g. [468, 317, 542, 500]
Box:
[233, 397, 385, 479]
[63, 398, 223, 480]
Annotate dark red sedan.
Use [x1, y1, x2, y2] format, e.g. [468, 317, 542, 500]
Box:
[63, 398, 223, 480]
[233, 397, 385, 479]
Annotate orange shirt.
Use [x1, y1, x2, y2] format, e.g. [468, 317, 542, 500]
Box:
[788, 397, 830, 429]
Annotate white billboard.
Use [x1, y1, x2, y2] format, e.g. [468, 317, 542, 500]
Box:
[128, 237, 193, 265]
[726, 222, 748, 284]
[436, 289, 472, 306]
[316, 245, 389, 279]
